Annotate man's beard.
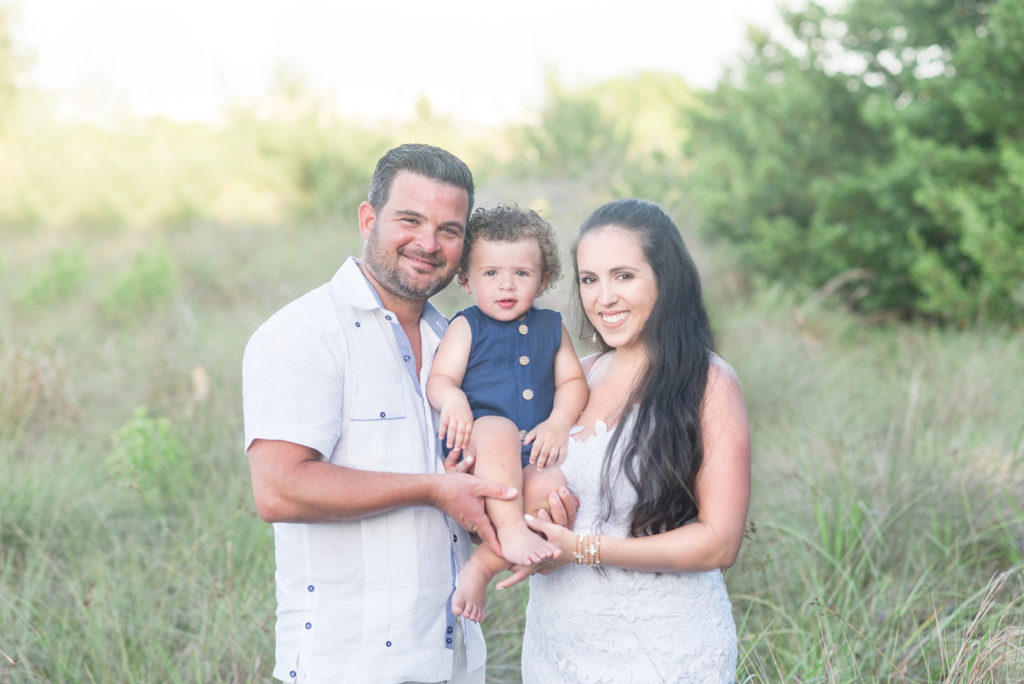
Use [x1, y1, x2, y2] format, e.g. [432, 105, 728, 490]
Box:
[363, 229, 455, 302]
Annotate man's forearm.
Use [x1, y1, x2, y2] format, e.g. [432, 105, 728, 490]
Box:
[248, 438, 439, 523]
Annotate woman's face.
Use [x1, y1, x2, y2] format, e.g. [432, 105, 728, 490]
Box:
[575, 225, 658, 352]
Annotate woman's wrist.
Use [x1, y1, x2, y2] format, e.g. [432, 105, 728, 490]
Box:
[573, 533, 602, 566]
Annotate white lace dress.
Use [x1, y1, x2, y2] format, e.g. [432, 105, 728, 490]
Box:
[521, 418, 737, 684]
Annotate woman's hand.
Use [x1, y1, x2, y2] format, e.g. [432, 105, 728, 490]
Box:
[495, 509, 574, 589]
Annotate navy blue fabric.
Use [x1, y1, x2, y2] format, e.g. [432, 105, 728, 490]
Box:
[456, 305, 562, 466]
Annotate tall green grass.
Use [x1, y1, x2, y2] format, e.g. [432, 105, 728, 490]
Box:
[3, 210, 1021, 682]
[1, 74, 1021, 680]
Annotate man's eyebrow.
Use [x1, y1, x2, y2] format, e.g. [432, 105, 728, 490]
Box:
[392, 209, 463, 231]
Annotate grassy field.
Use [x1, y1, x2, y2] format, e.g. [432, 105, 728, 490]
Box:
[2, 178, 1022, 683]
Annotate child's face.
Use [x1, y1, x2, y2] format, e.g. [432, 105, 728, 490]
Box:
[460, 238, 547, 321]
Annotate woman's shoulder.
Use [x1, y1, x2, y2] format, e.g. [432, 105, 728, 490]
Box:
[579, 351, 609, 376]
[708, 352, 739, 383]
[706, 352, 745, 401]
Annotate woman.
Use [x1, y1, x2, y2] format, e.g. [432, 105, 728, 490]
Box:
[501, 199, 751, 682]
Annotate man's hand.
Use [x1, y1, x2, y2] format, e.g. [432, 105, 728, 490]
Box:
[442, 451, 474, 474]
[433, 472, 516, 553]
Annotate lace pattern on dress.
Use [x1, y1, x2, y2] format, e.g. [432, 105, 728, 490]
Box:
[522, 413, 737, 683]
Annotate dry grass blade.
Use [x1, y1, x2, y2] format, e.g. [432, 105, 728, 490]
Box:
[944, 568, 1024, 683]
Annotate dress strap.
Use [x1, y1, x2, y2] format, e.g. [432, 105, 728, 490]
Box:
[583, 351, 612, 383]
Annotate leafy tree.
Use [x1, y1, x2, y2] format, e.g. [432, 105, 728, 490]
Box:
[686, 0, 1024, 324]
[511, 70, 695, 204]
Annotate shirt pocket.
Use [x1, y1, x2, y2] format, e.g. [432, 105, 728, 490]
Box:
[344, 392, 410, 470]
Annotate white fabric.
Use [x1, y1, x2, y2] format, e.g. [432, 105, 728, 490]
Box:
[403, 618, 485, 684]
[242, 257, 485, 684]
[522, 417, 737, 683]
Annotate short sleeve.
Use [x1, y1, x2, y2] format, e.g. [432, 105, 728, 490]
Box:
[242, 312, 345, 459]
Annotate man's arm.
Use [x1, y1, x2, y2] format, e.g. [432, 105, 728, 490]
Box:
[247, 438, 516, 550]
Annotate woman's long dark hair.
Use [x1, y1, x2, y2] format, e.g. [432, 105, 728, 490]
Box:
[571, 199, 714, 537]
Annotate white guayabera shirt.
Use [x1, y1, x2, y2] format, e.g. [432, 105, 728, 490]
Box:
[243, 257, 485, 684]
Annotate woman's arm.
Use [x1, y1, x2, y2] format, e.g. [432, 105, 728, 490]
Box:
[500, 358, 750, 585]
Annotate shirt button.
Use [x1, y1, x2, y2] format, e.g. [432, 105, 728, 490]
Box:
[519, 429, 527, 440]
[446, 637, 453, 645]
[519, 355, 530, 366]
[386, 640, 392, 647]
[447, 626, 454, 634]
[522, 389, 534, 400]
[518, 323, 528, 335]
[385, 315, 392, 321]
[453, 534, 458, 542]
[379, 411, 386, 418]
[289, 671, 297, 678]
[354, 321, 361, 327]
[307, 585, 315, 592]
[403, 354, 411, 362]
[305, 622, 312, 630]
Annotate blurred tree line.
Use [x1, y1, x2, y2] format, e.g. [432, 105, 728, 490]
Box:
[3, 1, 1022, 324]
[686, 0, 1024, 324]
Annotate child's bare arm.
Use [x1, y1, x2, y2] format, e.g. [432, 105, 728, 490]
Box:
[525, 325, 589, 469]
[426, 316, 475, 453]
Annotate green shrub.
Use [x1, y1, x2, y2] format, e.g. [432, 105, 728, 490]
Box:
[101, 247, 179, 319]
[685, 0, 1024, 324]
[18, 246, 88, 307]
[107, 406, 191, 512]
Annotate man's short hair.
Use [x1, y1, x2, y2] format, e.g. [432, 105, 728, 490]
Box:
[368, 143, 474, 218]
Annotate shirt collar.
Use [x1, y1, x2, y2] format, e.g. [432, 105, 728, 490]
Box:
[332, 257, 449, 338]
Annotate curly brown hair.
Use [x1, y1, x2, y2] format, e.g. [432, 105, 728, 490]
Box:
[459, 204, 561, 293]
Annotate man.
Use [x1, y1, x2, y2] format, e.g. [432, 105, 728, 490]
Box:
[243, 144, 516, 683]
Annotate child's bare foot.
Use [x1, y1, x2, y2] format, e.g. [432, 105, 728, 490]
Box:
[452, 556, 490, 623]
[497, 523, 560, 566]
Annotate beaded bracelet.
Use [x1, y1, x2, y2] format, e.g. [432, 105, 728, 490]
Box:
[573, 533, 602, 566]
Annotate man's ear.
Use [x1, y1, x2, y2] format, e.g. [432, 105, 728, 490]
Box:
[357, 201, 376, 239]
[459, 272, 471, 294]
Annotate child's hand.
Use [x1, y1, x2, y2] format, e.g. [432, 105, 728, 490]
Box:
[524, 419, 570, 470]
[439, 396, 474, 453]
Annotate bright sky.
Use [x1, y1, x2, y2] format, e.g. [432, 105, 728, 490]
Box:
[11, 0, 790, 125]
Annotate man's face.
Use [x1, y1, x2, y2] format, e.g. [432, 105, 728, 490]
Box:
[359, 171, 469, 304]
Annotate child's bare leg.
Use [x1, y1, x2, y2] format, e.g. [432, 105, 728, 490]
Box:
[452, 542, 509, 623]
[522, 462, 569, 518]
[470, 416, 558, 565]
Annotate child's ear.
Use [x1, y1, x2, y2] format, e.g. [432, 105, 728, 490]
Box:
[536, 276, 550, 296]
[458, 273, 471, 293]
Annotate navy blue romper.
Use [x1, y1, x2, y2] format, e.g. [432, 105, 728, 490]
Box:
[455, 305, 562, 467]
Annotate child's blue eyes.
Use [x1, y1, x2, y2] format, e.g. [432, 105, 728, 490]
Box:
[481, 270, 533, 277]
